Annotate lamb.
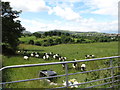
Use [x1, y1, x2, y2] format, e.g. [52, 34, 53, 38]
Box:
[81, 64, 86, 71]
[23, 56, 29, 60]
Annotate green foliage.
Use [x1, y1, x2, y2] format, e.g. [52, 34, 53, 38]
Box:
[32, 32, 41, 38]
[28, 40, 34, 45]
[2, 1, 25, 54]
[35, 41, 41, 46]
[2, 42, 119, 88]
[20, 30, 118, 47]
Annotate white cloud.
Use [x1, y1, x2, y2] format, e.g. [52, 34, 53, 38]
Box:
[20, 17, 117, 33]
[2, 0, 118, 33]
[84, 0, 119, 16]
[2, 0, 49, 12]
[49, 6, 81, 21]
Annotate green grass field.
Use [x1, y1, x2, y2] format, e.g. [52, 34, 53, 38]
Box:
[2, 42, 119, 88]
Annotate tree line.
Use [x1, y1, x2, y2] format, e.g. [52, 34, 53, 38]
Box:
[21, 31, 118, 47]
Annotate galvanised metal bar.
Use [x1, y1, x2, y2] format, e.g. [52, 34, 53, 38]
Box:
[67, 75, 120, 87]
[0, 56, 120, 71]
[110, 58, 114, 87]
[65, 63, 69, 88]
[68, 66, 120, 76]
[1, 66, 119, 85]
[0, 56, 120, 88]
[0, 74, 66, 85]
[52, 75, 120, 89]
[112, 84, 120, 88]
[106, 82, 120, 88]
[85, 79, 120, 88]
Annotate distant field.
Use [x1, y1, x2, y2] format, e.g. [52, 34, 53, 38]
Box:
[2, 42, 119, 88]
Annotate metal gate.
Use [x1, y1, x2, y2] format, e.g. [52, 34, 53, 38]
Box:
[0, 56, 120, 89]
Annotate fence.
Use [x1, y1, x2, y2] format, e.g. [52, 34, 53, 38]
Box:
[0, 56, 120, 89]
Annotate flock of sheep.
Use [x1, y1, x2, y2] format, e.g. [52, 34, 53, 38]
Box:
[18, 50, 95, 71]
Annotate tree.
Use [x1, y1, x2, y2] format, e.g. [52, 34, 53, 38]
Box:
[32, 32, 41, 38]
[2, 1, 25, 54]
[28, 40, 34, 45]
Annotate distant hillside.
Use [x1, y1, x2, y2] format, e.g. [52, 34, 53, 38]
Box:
[23, 30, 109, 36]
[22, 31, 32, 34]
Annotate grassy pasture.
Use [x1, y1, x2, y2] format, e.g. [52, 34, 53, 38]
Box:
[2, 42, 119, 88]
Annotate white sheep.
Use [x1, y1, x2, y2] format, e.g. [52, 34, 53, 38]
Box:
[35, 54, 39, 58]
[46, 55, 49, 59]
[81, 64, 86, 71]
[17, 51, 21, 53]
[31, 53, 34, 57]
[72, 59, 77, 69]
[53, 55, 56, 59]
[62, 63, 65, 68]
[64, 57, 67, 60]
[43, 55, 49, 60]
[23, 56, 29, 60]
[53, 54, 59, 59]
[91, 55, 95, 58]
[43, 56, 46, 60]
[85, 55, 90, 59]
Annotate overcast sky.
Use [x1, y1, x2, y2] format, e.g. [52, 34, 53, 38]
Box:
[2, 0, 119, 33]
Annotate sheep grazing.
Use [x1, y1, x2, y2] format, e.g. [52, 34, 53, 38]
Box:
[49, 52, 53, 56]
[53, 54, 59, 60]
[53, 55, 56, 59]
[23, 56, 29, 60]
[43, 55, 49, 60]
[59, 57, 67, 61]
[43, 56, 46, 60]
[35, 54, 39, 58]
[90, 55, 95, 58]
[85, 55, 95, 59]
[85, 55, 90, 59]
[35, 52, 38, 55]
[31, 52, 35, 57]
[81, 64, 86, 71]
[72, 59, 77, 69]
[64, 57, 67, 60]
[17, 50, 21, 53]
[62, 63, 65, 68]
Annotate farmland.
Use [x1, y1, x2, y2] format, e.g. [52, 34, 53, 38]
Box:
[2, 41, 119, 88]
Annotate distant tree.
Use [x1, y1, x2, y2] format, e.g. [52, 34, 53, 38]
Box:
[55, 38, 62, 44]
[65, 33, 70, 36]
[44, 32, 48, 36]
[35, 41, 41, 46]
[2, 1, 25, 54]
[28, 40, 34, 45]
[32, 32, 41, 38]
[47, 38, 54, 45]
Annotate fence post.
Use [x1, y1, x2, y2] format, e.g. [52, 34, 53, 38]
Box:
[65, 63, 69, 88]
[110, 58, 114, 88]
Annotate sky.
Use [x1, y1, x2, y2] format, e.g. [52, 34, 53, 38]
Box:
[2, 0, 119, 33]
